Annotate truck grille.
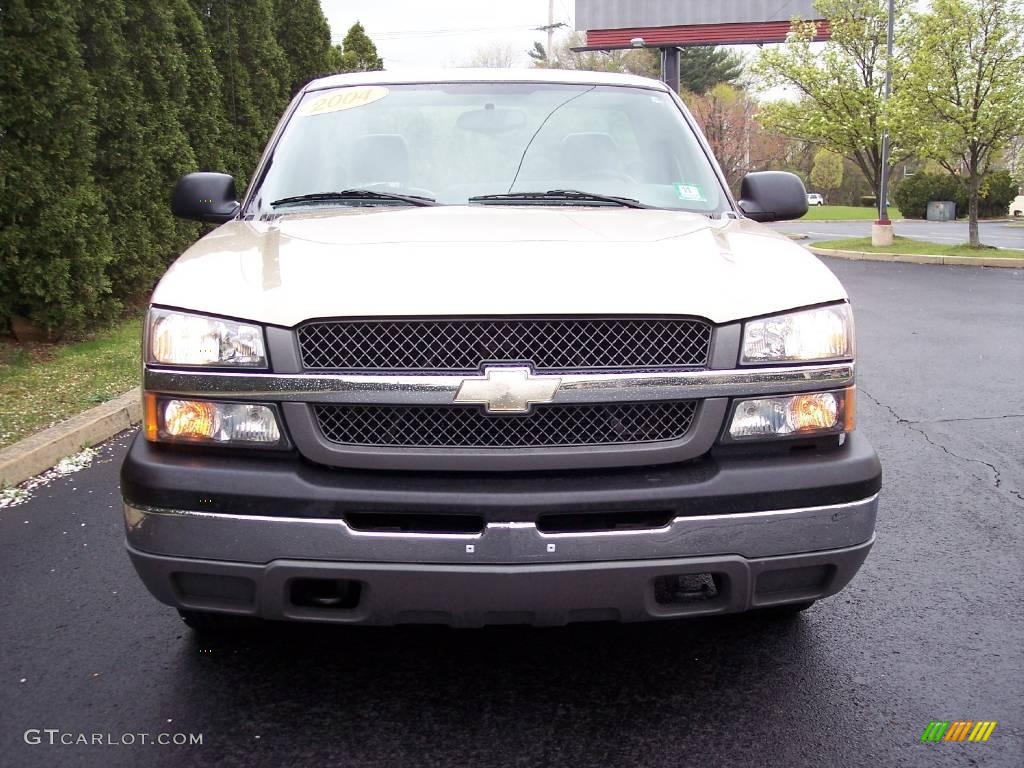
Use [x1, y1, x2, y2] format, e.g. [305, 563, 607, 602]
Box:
[297, 317, 711, 372]
[313, 401, 697, 448]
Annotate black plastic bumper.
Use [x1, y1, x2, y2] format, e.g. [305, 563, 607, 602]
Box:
[126, 538, 874, 626]
[121, 433, 881, 523]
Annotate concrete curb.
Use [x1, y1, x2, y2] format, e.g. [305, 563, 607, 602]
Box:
[0, 387, 141, 487]
[808, 246, 1023, 269]
[801, 218, 906, 224]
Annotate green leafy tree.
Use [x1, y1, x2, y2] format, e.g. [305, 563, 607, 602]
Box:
[810, 148, 845, 202]
[0, 0, 117, 334]
[891, 0, 1024, 246]
[334, 21, 383, 72]
[753, 0, 912, 199]
[274, 0, 334, 94]
[193, 0, 290, 186]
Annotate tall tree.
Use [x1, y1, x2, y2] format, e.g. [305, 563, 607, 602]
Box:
[810, 149, 845, 202]
[120, 0, 201, 293]
[753, 0, 912, 200]
[332, 21, 384, 72]
[274, 0, 334, 95]
[0, 0, 116, 334]
[678, 47, 744, 95]
[193, 0, 290, 186]
[892, 0, 1024, 246]
[173, 0, 231, 172]
[78, 0, 179, 306]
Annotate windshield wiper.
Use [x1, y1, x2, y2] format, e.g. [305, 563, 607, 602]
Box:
[270, 189, 436, 208]
[468, 189, 650, 209]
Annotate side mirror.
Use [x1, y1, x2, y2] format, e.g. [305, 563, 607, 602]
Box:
[171, 172, 240, 223]
[738, 171, 808, 222]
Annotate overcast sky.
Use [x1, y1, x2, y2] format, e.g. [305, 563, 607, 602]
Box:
[321, 0, 576, 69]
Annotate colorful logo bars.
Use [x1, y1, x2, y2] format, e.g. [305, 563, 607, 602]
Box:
[920, 721, 997, 742]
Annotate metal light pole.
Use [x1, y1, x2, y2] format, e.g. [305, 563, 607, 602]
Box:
[873, 0, 896, 245]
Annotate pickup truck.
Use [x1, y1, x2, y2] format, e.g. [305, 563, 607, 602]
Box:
[121, 70, 881, 631]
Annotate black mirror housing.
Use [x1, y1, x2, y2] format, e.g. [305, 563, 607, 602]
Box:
[738, 171, 808, 222]
[171, 172, 239, 223]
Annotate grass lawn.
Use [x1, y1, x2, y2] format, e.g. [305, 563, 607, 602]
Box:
[0, 316, 142, 449]
[813, 235, 1024, 258]
[803, 205, 902, 221]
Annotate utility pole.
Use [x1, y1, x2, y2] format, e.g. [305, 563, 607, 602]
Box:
[534, 0, 566, 64]
[548, 0, 554, 61]
[873, 0, 896, 246]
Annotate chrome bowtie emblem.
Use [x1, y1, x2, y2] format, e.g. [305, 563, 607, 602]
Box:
[453, 366, 561, 413]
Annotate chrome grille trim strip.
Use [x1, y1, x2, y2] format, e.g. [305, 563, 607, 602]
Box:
[143, 363, 854, 405]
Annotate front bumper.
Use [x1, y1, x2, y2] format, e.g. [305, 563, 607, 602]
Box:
[122, 433, 880, 626]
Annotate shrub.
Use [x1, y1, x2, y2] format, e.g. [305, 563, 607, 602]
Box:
[892, 173, 967, 219]
[978, 170, 1018, 218]
[894, 170, 1017, 219]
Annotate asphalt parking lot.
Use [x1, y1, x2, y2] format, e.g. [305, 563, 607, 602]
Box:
[769, 218, 1024, 249]
[1, 258, 1021, 768]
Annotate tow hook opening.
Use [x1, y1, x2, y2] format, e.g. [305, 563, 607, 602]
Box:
[653, 572, 723, 605]
[290, 578, 362, 610]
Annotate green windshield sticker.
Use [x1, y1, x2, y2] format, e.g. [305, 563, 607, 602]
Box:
[674, 183, 707, 202]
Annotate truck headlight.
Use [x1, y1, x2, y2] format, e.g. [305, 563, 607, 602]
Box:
[727, 388, 855, 440]
[741, 304, 853, 364]
[147, 308, 266, 368]
[144, 395, 286, 447]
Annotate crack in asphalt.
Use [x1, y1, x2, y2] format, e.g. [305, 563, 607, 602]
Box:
[903, 413, 1024, 425]
[859, 387, 1024, 503]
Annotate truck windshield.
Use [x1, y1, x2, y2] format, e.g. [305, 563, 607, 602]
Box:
[249, 83, 729, 215]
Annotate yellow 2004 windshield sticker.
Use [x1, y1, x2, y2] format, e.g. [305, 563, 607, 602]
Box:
[300, 86, 389, 117]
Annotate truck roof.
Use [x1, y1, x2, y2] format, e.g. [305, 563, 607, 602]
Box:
[305, 68, 671, 93]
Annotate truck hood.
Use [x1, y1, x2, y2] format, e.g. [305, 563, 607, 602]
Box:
[153, 206, 846, 326]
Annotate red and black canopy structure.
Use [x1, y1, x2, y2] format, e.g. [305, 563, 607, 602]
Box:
[574, 0, 831, 91]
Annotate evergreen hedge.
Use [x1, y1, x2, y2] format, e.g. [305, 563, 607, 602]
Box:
[1, 0, 374, 337]
[0, 0, 116, 335]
